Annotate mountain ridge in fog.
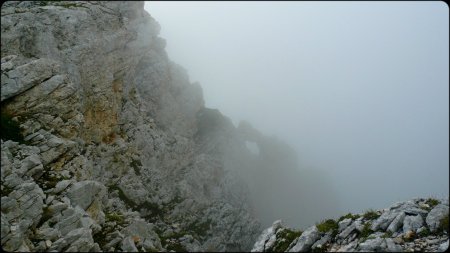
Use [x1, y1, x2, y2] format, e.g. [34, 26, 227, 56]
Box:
[146, 1, 449, 222]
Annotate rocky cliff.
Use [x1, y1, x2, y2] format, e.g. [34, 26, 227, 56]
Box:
[1, 1, 265, 251]
[251, 198, 449, 252]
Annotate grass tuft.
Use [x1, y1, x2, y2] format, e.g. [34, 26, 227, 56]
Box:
[363, 209, 380, 220]
[425, 198, 441, 208]
[358, 222, 374, 241]
[437, 215, 449, 234]
[418, 228, 430, 237]
[269, 228, 302, 252]
[338, 213, 360, 222]
[316, 219, 338, 234]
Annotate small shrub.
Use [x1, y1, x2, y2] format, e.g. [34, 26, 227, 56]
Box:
[437, 215, 449, 234]
[418, 228, 430, 237]
[131, 159, 142, 176]
[165, 240, 186, 252]
[359, 222, 374, 239]
[425, 198, 441, 208]
[271, 228, 302, 252]
[338, 213, 360, 222]
[37, 206, 53, 227]
[1, 183, 14, 196]
[312, 244, 327, 252]
[106, 212, 125, 224]
[109, 184, 138, 209]
[363, 209, 380, 220]
[316, 219, 338, 233]
[381, 231, 393, 238]
[186, 219, 213, 237]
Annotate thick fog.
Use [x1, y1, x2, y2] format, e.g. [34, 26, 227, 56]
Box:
[144, 2, 449, 228]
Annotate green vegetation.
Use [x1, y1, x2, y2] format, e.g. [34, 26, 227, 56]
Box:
[0, 111, 25, 144]
[338, 213, 360, 222]
[316, 219, 339, 237]
[363, 209, 380, 220]
[131, 159, 142, 176]
[139, 201, 165, 222]
[312, 244, 327, 253]
[381, 231, 393, 238]
[0, 183, 14, 196]
[93, 225, 112, 249]
[37, 1, 87, 9]
[155, 227, 189, 252]
[36, 206, 53, 227]
[425, 198, 441, 208]
[186, 219, 213, 237]
[93, 210, 128, 250]
[418, 228, 430, 237]
[164, 239, 187, 252]
[105, 212, 125, 224]
[108, 185, 185, 224]
[358, 222, 374, 242]
[270, 228, 302, 252]
[421, 198, 441, 211]
[437, 215, 449, 234]
[109, 184, 138, 209]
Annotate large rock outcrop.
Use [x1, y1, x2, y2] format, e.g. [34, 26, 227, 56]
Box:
[1, 1, 263, 251]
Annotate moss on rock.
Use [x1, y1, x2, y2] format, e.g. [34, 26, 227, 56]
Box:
[316, 219, 339, 237]
[269, 228, 302, 252]
[338, 213, 360, 222]
[363, 209, 380, 220]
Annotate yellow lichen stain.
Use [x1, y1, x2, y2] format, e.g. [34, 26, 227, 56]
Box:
[86, 200, 103, 223]
[112, 78, 123, 93]
[132, 235, 140, 243]
[81, 78, 124, 143]
[51, 156, 66, 171]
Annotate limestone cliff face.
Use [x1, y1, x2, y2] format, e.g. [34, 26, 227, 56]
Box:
[1, 1, 260, 251]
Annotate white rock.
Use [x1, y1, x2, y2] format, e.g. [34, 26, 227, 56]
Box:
[403, 215, 424, 233]
[121, 236, 138, 252]
[288, 226, 320, 252]
[437, 240, 449, 252]
[426, 204, 449, 233]
[387, 212, 405, 233]
[338, 218, 352, 232]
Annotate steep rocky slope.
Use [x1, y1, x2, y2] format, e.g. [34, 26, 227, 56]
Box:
[1, 1, 265, 251]
[252, 198, 449, 252]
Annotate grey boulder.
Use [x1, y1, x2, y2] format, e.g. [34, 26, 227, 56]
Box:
[426, 204, 449, 233]
[288, 225, 320, 252]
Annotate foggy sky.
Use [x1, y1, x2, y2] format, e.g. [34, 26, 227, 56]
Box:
[144, 1, 449, 222]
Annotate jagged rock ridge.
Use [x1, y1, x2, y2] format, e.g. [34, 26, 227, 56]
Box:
[252, 198, 449, 252]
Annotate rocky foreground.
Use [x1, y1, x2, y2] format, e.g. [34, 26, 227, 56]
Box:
[252, 198, 449, 252]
